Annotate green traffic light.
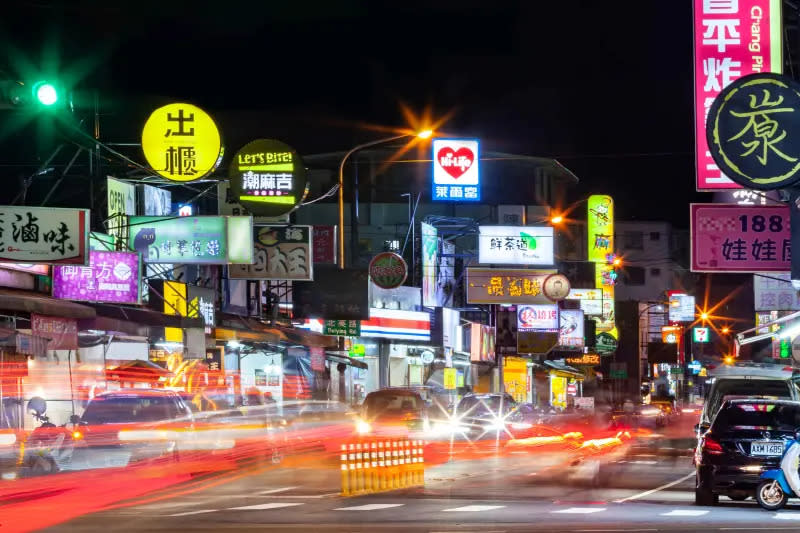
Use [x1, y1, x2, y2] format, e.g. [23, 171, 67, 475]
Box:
[33, 82, 58, 106]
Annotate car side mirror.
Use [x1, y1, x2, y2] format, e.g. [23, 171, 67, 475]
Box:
[695, 423, 710, 433]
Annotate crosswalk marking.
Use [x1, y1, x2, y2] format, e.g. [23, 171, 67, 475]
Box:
[167, 510, 216, 517]
[552, 507, 607, 514]
[661, 509, 709, 517]
[229, 503, 305, 511]
[774, 513, 800, 520]
[335, 504, 405, 511]
[259, 487, 298, 494]
[443, 505, 506, 512]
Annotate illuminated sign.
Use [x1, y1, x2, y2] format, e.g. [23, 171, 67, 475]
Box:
[0, 206, 89, 265]
[368, 252, 408, 289]
[149, 280, 187, 317]
[421, 222, 438, 307]
[559, 309, 585, 349]
[566, 288, 603, 316]
[188, 285, 215, 328]
[517, 304, 559, 331]
[469, 323, 496, 362]
[432, 139, 480, 202]
[478, 226, 554, 265]
[669, 293, 697, 322]
[694, 0, 783, 190]
[141, 103, 223, 182]
[662, 325, 682, 344]
[107, 177, 135, 243]
[53, 251, 141, 304]
[360, 308, 430, 341]
[229, 225, 312, 281]
[229, 139, 307, 217]
[693, 327, 710, 343]
[129, 216, 254, 265]
[466, 268, 556, 304]
[565, 353, 601, 366]
[587, 195, 614, 263]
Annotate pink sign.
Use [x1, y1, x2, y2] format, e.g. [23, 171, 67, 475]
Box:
[312, 225, 336, 264]
[691, 204, 789, 272]
[52, 250, 141, 304]
[693, 0, 782, 190]
[32, 314, 78, 351]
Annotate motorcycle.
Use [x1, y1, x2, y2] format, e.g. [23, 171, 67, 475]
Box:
[23, 397, 80, 476]
[756, 433, 800, 511]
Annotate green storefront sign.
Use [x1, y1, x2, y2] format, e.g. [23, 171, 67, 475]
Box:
[596, 332, 618, 355]
[324, 319, 361, 337]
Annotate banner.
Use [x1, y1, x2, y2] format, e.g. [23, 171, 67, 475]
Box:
[129, 216, 254, 264]
[53, 250, 141, 304]
[421, 222, 438, 307]
[32, 314, 78, 350]
[0, 206, 89, 264]
[694, 0, 783, 190]
[107, 177, 136, 243]
[691, 204, 789, 271]
[229, 225, 312, 281]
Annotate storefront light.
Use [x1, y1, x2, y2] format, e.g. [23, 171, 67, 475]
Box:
[227, 340, 243, 349]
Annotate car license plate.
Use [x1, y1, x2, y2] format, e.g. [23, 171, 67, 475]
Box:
[751, 441, 784, 456]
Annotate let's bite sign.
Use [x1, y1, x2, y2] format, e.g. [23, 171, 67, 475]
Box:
[432, 138, 480, 202]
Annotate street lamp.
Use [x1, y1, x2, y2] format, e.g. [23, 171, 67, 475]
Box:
[337, 129, 433, 268]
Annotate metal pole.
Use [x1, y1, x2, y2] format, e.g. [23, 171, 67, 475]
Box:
[350, 156, 359, 267]
[337, 134, 410, 269]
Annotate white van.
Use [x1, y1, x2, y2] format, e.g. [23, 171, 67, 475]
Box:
[698, 363, 800, 430]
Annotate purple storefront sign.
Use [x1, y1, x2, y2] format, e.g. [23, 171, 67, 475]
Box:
[691, 204, 790, 273]
[53, 250, 141, 304]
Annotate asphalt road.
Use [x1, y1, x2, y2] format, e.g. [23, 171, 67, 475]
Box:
[7, 418, 797, 532]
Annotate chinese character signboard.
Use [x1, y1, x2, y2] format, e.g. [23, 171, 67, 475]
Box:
[432, 139, 480, 202]
[587, 195, 614, 263]
[313, 225, 337, 264]
[421, 222, 438, 307]
[517, 304, 559, 331]
[292, 267, 369, 320]
[713, 189, 781, 205]
[229, 139, 308, 217]
[149, 280, 188, 316]
[310, 347, 326, 372]
[188, 285, 216, 329]
[694, 0, 783, 190]
[669, 293, 697, 322]
[466, 268, 556, 304]
[141, 103, 223, 182]
[0, 206, 89, 264]
[566, 288, 603, 316]
[129, 216, 254, 265]
[559, 309, 585, 349]
[323, 320, 361, 337]
[478, 226, 554, 265]
[707, 73, 800, 190]
[205, 347, 223, 372]
[107, 177, 136, 244]
[443, 367, 457, 390]
[32, 314, 78, 351]
[691, 204, 789, 271]
[754, 272, 800, 310]
[565, 353, 601, 366]
[229, 225, 312, 281]
[53, 251, 141, 304]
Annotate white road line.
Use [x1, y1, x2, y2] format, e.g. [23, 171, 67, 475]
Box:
[775, 513, 800, 520]
[167, 510, 216, 517]
[552, 507, 607, 514]
[660, 509, 709, 517]
[228, 503, 305, 510]
[334, 504, 405, 511]
[614, 472, 694, 503]
[442, 505, 506, 512]
[264, 493, 340, 499]
[259, 487, 299, 494]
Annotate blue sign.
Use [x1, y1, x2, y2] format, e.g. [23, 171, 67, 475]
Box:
[432, 138, 480, 202]
[688, 360, 702, 375]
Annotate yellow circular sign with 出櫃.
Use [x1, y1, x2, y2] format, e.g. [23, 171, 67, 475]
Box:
[141, 103, 223, 182]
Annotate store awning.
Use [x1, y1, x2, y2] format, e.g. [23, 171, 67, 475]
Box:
[213, 326, 283, 344]
[0, 288, 95, 319]
[217, 314, 337, 348]
[544, 360, 585, 379]
[325, 351, 369, 370]
[83, 304, 205, 332]
[0, 327, 49, 357]
[106, 359, 172, 382]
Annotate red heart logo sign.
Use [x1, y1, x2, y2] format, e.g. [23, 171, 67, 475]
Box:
[437, 147, 474, 179]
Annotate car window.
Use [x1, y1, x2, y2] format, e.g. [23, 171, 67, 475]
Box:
[81, 395, 175, 424]
[364, 392, 423, 417]
[707, 379, 792, 422]
[713, 402, 800, 431]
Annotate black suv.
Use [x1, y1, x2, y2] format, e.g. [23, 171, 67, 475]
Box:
[695, 398, 800, 505]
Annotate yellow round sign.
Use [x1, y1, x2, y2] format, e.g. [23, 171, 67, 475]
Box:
[141, 103, 222, 182]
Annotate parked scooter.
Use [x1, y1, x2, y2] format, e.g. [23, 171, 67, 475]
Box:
[755, 434, 800, 510]
[23, 397, 80, 476]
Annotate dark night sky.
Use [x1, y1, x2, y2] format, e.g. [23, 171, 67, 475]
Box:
[2, 0, 710, 226]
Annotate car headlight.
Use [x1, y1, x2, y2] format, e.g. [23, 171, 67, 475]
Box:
[640, 408, 660, 416]
[356, 420, 371, 434]
[511, 422, 533, 430]
[484, 419, 506, 431]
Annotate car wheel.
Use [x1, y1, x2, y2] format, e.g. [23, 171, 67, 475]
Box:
[28, 454, 58, 476]
[756, 479, 788, 511]
[695, 472, 718, 506]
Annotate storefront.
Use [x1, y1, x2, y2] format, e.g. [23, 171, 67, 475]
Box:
[544, 360, 585, 409]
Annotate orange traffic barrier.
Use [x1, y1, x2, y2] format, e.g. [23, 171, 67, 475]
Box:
[340, 437, 425, 496]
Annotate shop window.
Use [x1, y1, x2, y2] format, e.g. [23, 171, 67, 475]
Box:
[626, 266, 646, 285]
[650, 267, 661, 277]
[383, 239, 400, 252]
[623, 231, 644, 250]
[650, 231, 661, 241]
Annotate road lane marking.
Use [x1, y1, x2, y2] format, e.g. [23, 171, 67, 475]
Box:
[552, 507, 607, 514]
[334, 504, 405, 511]
[775, 513, 800, 520]
[259, 487, 299, 494]
[264, 493, 339, 499]
[442, 505, 506, 512]
[229, 503, 305, 510]
[614, 472, 694, 503]
[660, 509, 709, 517]
[167, 510, 216, 517]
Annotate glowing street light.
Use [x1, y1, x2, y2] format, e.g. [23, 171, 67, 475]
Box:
[416, 129, 433, 139]
[700, 312, 709, 321]
[721, 327, 730, 334]
[550, 214, 564, 225]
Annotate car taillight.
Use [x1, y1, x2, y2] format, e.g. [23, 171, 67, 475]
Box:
[703, 435, 724, 455]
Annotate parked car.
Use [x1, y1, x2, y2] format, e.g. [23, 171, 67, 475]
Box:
[357, 388, 429, 437]
[695, 398, 800, 505]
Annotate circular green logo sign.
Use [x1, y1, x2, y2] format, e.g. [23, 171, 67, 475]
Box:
[596, 332, 617, 355]
[229, 139, 307, 216]
[707, 73, 800, 190]
[369, 252, 408, 289]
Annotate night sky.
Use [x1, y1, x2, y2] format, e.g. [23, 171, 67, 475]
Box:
[3, 1, 708, 226]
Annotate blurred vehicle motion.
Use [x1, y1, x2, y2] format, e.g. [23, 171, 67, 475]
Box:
[357, 388, 429, 437]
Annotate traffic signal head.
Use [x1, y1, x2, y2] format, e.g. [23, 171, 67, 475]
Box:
[33, 81, 58, 106]
[1, 79, 65, 109]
